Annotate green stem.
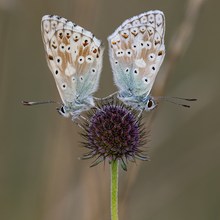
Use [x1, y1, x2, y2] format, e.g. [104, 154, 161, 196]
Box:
[111, 160, 119, 220]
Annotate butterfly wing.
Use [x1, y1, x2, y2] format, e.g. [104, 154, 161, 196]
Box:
[108, 10, 165, 98]
[41, 15, 104, 105]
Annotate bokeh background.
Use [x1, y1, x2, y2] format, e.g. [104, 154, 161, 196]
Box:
[1, 0, 219, 219]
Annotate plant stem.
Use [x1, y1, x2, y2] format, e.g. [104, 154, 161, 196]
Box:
[111, 160, 119, 220]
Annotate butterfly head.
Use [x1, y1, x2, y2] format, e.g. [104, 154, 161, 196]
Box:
[143, 96, 158, 111]
[57, 105, 70, 118]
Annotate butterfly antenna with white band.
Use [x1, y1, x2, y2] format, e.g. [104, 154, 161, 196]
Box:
[22, 100, 60, 106]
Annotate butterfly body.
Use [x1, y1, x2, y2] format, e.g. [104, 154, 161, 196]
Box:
[108, 10, 165, 111]
[41, 15, 104, 119]
[57, 96, 94, 118]
[117, 90, 157, 111]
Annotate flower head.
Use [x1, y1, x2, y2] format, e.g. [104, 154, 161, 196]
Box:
[80, 98, 149, 170]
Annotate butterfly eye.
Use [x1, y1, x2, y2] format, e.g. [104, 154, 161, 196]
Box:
[145, 98, 157, 111]
[147, 100, 153, 108]
[58, 106, 70, 118]
[60, 106, 65, 113]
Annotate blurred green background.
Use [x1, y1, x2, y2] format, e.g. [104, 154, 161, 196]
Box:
[1, 0, 219, 219]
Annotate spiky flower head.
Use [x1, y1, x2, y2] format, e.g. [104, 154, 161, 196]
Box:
[80, 98, 149, 171]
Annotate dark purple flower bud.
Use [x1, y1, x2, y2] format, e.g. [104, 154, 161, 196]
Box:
[80, 99, 149, 171]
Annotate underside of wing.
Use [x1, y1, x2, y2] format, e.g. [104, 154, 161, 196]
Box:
[108, 10, 165, 97]
[41, 15, 104, 104]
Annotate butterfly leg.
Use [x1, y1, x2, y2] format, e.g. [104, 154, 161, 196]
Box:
[122, 107, 134, 120]
[74, 120, 86, 131]
[137, 109, 144, 119]
[79, 115, 89, 122]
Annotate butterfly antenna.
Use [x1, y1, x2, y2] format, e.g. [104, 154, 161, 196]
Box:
[157, 96, 197, 108]
[137, 109, 144, 119]
[79, 115, 89, 123]
[22, 100, 60, 106]
[94, 92, 118, 101]
[170, 97, 197, 102]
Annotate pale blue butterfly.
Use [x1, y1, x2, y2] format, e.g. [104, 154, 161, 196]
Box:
[40, 15, 104, 119]
[23, 13, 195, 116]
[108, 10, 165, 111]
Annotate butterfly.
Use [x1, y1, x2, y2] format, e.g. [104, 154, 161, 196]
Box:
[41, 15, 104, 119]
[23, 12, 195, 118]
[108, 10, 165, 111]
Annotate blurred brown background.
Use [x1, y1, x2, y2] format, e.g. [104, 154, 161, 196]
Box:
[0, 0, 219, 219]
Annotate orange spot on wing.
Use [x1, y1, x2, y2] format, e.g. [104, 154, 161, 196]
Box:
[59, 33, 63, 39]
[122, 34, 128, 39]
[48, 55, 53, 60]
[83, 40, 89, 47]
[131, 32, 138, 36]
